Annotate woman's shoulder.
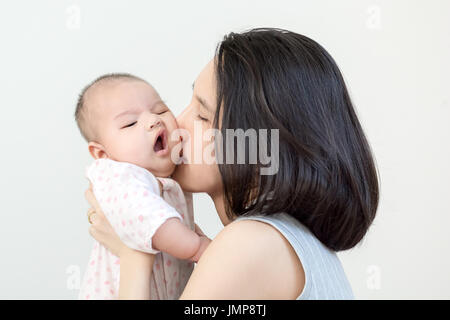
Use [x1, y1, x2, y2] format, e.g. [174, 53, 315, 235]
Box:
[230, 213, 355, 300]
[226, 217, 305, 294]
[221, 215, 300, 252]
[181, 215, 305, 299]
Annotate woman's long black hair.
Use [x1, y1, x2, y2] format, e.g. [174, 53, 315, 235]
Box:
[214, 28, 379, 251]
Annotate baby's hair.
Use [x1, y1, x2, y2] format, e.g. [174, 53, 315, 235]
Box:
[74, 73, 147, 142]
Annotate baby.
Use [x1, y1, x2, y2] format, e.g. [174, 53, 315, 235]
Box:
[74, 73, 210, 299]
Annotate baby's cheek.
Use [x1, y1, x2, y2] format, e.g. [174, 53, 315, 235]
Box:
[113, 138, 143, 163]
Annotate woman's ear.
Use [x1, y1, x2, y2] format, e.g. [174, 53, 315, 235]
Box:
[88, 141, 109, 160]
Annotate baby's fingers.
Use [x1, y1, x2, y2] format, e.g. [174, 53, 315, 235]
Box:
[194, 223, 207, 237]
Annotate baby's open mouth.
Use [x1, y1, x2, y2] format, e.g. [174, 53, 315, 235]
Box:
[153, 128, 168, 155]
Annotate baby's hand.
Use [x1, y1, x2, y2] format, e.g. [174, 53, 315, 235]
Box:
[189, 235, 212, 263]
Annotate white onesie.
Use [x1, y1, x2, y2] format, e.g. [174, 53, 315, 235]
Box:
[78, 158, 194, 299]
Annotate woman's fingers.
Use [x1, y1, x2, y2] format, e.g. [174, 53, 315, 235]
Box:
[87, 207, 97, 224]
[84, 187, 104, 218]
[88, 216, 126, 258]
[88, 225, 96, 238]
[83, 182, 127, 257]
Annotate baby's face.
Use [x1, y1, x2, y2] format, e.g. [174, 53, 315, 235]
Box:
[87, 80, 180, 177]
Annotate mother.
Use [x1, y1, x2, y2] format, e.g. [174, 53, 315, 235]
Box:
[85, 28, 379, 299]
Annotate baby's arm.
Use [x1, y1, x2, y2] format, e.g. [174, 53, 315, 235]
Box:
[152, 218, 211, 262]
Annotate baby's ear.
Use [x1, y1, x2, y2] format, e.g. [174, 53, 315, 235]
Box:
[88, 141, 108, 160]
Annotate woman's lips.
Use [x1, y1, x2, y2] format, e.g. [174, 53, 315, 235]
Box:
[153, 128, 169, 156]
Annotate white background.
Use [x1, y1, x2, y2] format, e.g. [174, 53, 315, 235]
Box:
[0, 0, 449, 299]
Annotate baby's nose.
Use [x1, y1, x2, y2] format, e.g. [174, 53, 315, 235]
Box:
[149, 119, 162, 130]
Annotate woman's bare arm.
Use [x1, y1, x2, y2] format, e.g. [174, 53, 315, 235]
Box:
[118, 249, 155, 299]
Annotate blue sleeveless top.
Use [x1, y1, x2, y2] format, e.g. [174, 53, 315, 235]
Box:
[235, 212, 354, 300]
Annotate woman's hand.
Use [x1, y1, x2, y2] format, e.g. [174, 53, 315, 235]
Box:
[85, 183, 128, 257]
[85, 183, 155, 299]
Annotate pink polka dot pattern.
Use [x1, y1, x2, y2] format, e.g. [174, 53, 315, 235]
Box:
[78, 158, 195, 300]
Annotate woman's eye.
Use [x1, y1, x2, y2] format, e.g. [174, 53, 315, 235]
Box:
[122, 121, 137, 128]
[197, 114, 208, 121]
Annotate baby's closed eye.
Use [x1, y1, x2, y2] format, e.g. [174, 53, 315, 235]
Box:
[122, 121, 137, 129]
